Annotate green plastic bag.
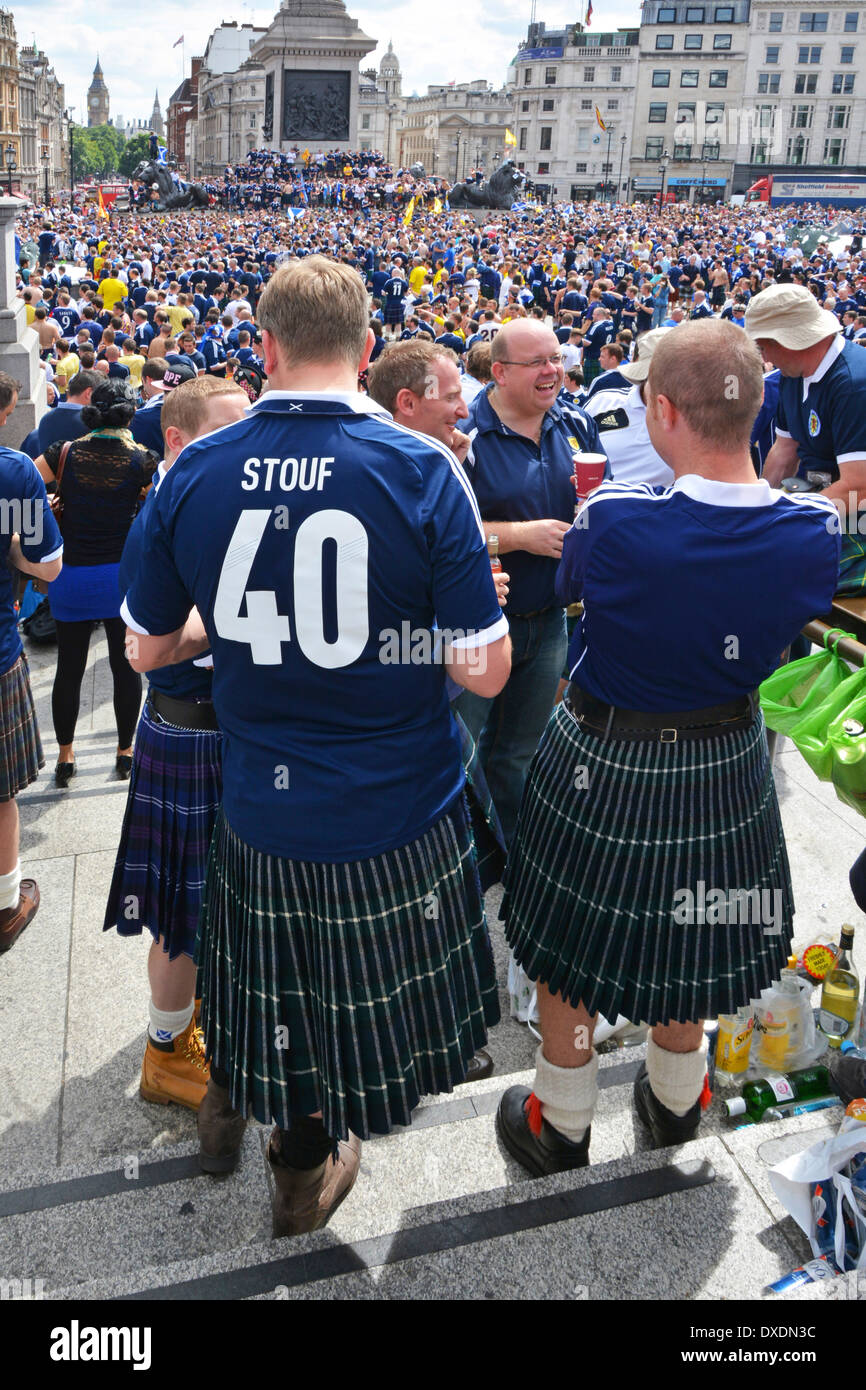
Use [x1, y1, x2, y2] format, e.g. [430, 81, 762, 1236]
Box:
[828, 706, 866, 815]
[788, 649, 866, 782]
[760, 629, 856, 736]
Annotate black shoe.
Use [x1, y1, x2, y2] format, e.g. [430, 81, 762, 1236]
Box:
[495, 1085, 591, 1177]
[456, 1049, 494, 1085]
[55, 761, 75, 788]
[829, 1050, 866, 1108]
[633, 1063, 702, 1148]
[116, 754, 133, 780]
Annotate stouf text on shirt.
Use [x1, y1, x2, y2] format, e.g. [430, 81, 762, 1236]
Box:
[241, 457, 333, 492]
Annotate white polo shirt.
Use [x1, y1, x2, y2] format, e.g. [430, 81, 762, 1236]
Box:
[583, 383, 673, 487]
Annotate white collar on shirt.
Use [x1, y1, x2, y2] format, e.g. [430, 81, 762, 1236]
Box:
[801, 334, 843, 402]
[672, 474, 777, 508]
[153, 460, 169, 492]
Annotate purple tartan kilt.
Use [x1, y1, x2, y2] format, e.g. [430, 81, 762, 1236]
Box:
[103, 698, 223, 960]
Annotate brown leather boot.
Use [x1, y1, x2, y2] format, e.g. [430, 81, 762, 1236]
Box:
[198, 1077, 247, 1174]
[267, 1128, 361, 1238]
[140, 1015, 209, 1111]
[0, 879, 39, 954]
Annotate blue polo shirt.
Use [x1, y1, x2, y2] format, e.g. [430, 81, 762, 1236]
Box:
[465, 388, 606, 616]
[775, 336, 866, 484]
[123, 392, 506, 861]
[557, 476, 840, 710]
[583, 320, 616, 361]
[0, 449, 63, 674]
[130, 396, 165, 454]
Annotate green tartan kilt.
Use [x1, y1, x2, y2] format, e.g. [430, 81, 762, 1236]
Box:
[501, 700, 794, 1026]
[197, 796, 499, 1141]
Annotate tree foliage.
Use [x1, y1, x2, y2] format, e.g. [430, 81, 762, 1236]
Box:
[119, 134, 152, 178]
[71, 123, 133, 179]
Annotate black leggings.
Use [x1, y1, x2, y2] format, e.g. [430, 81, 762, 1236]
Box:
[52, 616, 142, 749]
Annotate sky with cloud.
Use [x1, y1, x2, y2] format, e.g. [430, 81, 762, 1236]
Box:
[14, 0, 641, 126]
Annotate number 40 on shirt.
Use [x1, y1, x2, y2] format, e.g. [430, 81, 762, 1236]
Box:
[214, 508, 369, 669]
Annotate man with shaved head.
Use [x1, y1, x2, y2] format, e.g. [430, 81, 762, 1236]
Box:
[458, 318, 608, 845]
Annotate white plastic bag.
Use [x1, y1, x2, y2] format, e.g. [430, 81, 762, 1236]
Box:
[506, 951, 641, 1045]
[769, 1120, 866, 1273]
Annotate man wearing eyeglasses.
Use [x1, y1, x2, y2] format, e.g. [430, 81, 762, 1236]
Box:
[458, 319, 608, 845]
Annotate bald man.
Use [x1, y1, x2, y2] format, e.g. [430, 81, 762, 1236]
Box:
[458, 319, 608, 844]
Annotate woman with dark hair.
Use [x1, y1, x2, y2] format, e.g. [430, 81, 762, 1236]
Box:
[35, 379, 158, 786]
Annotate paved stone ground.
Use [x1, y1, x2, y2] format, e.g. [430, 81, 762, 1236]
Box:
[0, 629, 864, 1301]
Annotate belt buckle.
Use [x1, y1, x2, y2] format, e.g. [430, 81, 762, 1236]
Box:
[659, 727, 678, 743]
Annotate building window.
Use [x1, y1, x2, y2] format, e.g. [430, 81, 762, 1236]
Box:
[361, 114, 370, 129]
[584, 66, 595, 81]
[797, 45, 822, 62]
[611, 66, 622, 81]
[575, 162, 587, 172]
[581, 98, 593, 109]
[799, 11, 828, 29]
[841, 45, 855, 61]
[844, 10, 858, 30]
[714, 4, 734, 17]
[681, 70, 699, 86]
[524, 67, 532, 84]
[646, 136, 664, 158]
[649, 102, 668, 121]
[758, 72, 781, 92]
[832, 73, 855, 93]
[685, 6, 705, 19]
[768, 11, 784, 30]
[791, 104, 813, 127]
[751, 141, 770, 162]
[823, 137, 846, 163]
[827, 103, 850, 127]
[607, 98, 619, 109]
[684, 33, 703, 48]
[519, 127, 527, 149]
[674, 141, 692, 158]
[702, 141, 720, 158]
[656, 33, 674, 48]
[713, 33, 732, 49]
[540, 126, 552, 150]
[677, 102, 696, 122]
[706, 102, 724, 123]
[652, 70, 671, 86]
[765, 45, 780, 62]
[542, 98, 555, 111]
[538, 162, 550, 174]
[786, 134, 809, 162]
[658, 5, 676, 19]
[545, 66, 557, 84]
[249, 113, 257, 128]
[577, 126, 589, 148]
[795, 74, 818, 92]
[709, 69, 728, 86]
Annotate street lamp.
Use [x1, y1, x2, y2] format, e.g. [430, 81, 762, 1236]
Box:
[618, 133, 626, 203]
[658, 150, 669, 209]
[454, 132, 460, 183]
[701, 161, 707, 205]
[4, 143, 16, 197]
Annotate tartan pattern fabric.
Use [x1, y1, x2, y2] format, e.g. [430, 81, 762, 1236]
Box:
[0, 654, 43, 802]
[197, 796, 499, 1141]
[501, 701, 794, 1026]
[103, 700, 223, 959]
[454, 708, 506, 892]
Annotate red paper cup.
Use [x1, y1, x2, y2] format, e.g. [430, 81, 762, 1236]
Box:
[573, 453, 607, 498]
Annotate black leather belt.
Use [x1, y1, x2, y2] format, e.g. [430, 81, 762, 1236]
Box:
[563, 682, 758, 743]
[510, 606, 557, 620]
[148, 689, 220, 732]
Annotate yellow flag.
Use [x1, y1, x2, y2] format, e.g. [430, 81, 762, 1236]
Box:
[302, 148, 311, 164]
[402, 196, 415, 226]
[595, 106, 607, 133]
[504, 128, 517, 147]
[97, 187, 109, 221]
[433, 197, 442, 214]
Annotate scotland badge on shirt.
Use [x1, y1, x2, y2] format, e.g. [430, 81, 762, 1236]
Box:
[808, 409, 821, 438]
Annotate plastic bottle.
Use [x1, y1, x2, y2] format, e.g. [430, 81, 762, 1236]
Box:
[724, 1064, 832, 1121]
[714, 1008, 754, 1085]
[487, 533, 502, 573]
[819, 925, 860, 1049]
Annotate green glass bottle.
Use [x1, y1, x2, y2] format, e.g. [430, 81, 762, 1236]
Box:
[819, 925, 860, 1049]
[724, 1065, 832, 1121]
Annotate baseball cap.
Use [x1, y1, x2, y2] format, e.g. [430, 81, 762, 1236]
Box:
[152, 362, 197, 392]
[619, 327, 673, 382]
[744, 283, 841, 349]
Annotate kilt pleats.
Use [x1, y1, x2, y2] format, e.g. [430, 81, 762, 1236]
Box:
[0, 653, 43, 801]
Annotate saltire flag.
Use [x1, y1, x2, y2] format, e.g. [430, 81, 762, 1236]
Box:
[156, 142, 168, 165]
[173, 35, 184, 48]
[97, 186, 109, 220]
[595, 106, 607, 133]
[433, 197, 442, 214]
[504, 128, 517, 147]
[585, 0, 593, 25]
[403, 196, 415, 226]
[445, 194, 450, 212]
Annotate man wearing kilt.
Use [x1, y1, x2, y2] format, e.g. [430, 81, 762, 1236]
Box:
[123, 257, 511, 1237]
[496, 320, 841, 1174]
[104, 377, 249, 1113]
[0, 373, 63, 953]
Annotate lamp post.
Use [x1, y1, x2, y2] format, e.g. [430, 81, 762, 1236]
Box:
[618, 133, 626, 203]
[454, 132, 460, 183]
[67, 107, 75, 195]
[226, 80, 233, 170]
[658, 150, 669, 209]
[604, 122, 613, 205]
[701, 161, 707, 205]
[4, 143, 15, 197]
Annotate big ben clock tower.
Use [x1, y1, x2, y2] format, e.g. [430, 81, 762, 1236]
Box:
[87, 56, 109, 126]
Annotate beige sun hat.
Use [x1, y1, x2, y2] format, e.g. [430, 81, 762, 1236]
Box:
[619, 327, 673, 382]
[744, 283, 841, 349]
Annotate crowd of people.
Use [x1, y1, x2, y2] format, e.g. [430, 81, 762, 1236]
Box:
[0, 172, 863, 1238]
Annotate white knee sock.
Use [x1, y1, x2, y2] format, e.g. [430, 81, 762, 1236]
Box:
[646, 1035, 709, 1116]
[148, 1001, 194, 1045]
[533, 1045, 599, 1143]
[0, 861, 21, 912]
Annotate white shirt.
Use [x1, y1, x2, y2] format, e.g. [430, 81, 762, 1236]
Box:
[583, 383, 673, 487]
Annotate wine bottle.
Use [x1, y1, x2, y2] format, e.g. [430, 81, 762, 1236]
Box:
[819, 925, 860, 1049]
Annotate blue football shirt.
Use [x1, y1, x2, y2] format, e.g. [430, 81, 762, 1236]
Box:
[123, 392, 506, 860]
[0, 449, 63, 673]
[775, 337, 866, 484]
